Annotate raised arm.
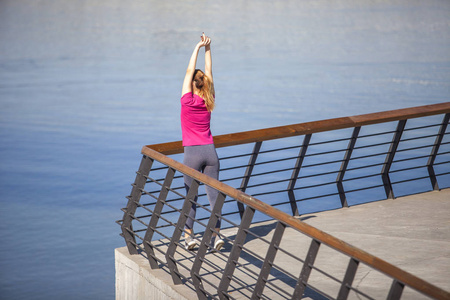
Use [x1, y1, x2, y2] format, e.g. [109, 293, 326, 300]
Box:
[204, 34, 214, 95]
[181, 34, 210, 96]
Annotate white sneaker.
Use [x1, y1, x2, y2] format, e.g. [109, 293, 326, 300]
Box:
[185, 236, 197, 250]
[211, 237, 224, 251]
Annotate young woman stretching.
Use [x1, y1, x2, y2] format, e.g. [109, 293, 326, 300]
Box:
[180, 33, 224, 251]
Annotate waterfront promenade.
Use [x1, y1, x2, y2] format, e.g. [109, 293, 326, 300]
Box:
[115, 188, 450, 299]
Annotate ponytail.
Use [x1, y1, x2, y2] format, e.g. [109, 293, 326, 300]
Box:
[193, 69, 215, 112]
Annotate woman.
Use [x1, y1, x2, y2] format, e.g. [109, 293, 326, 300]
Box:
[180, 33, 224, 252]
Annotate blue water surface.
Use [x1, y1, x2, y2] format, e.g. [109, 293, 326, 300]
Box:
[0, 1, 449, 299]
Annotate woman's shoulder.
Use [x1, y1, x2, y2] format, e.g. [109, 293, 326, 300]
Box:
[181, 92, 194, 104]
[181, 92, 204, 105]
[181, 92, 193, 99]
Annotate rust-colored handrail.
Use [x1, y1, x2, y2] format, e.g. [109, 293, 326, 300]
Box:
[144, 102, 450, 155]
[141, 146, 450, 300]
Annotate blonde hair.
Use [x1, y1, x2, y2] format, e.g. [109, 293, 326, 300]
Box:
[193, 69, 215, 112]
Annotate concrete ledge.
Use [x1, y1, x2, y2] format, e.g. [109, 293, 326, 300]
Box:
[115, 247, 197, 300]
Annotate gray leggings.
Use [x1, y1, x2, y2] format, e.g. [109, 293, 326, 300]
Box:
[183, 144, 221, 230]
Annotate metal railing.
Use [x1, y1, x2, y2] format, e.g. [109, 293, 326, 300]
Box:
[118, 102, 450, 300]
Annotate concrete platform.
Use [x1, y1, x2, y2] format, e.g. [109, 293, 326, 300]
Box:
[116, 189, 450, 299]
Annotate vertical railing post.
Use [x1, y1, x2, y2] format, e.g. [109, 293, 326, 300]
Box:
[143, 167, 176, 269]
[427, 113, 449, 190]
[337, 127, 361, 208]
[381, 120, 407, 199]
[165, 179, 200, 285]
[218, 205, 256, 300]
[191, 192, 227, 300]
[252, 222, 286, 299]
[237, 141, 262, 218]
[121, 155, 153, 255]
[292, 239, 321, 299]
[337, 258, 359, 299]
[387, 280, 405, 300]
[287, 134, 312, 216]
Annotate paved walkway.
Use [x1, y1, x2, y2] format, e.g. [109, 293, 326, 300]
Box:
[296, 189, 450, 299]
[116, 189, 450, 299]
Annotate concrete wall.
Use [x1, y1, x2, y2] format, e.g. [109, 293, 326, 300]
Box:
[115, 247, 197, 300]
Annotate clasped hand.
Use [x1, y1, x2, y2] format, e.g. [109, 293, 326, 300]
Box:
[197, 32, 211, 48]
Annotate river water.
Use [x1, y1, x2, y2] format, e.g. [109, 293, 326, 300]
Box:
[0, 1, 449, 299]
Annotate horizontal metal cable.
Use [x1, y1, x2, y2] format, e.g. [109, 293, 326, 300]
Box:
[435, 160, 450, 167]
[391, 175, 432, 185]
[144, 194, 184, 207]
[301, 159, 344, 169]
[253, 282, 292, 300]
[303, 147, 348, 157]
[248, 167, 296, 178]
[148, 215, 178, 234]
[345, 162, 385, 172]
[271, 200, 293, 209]
[258, 144, 301, 155]
[294, 191, 340, 202]
[345, 184, 385, 194]
[251, 188, 289, 197]
[155, 222, 177, 229]
[395, 144, 433, 153]
[301, 282, 335, 300]
[436, 150, 450, 157]
[309, 263, 342, 284]
[403, 123, 441, 131]
[133, 228, 148, 234]
[358, 129, 397, 139]
[129, 206, 150, 228]
[390, 165, 427, 174]
[164, 185, 189, 199]
[189, 272, 223, 299]
[140, 190, 159, 201]
[346, 284, 377, 300]
[245, 178, 290, 190]
[342, 172, 381, 182]
[148, 165, 169, 171]
[436, 171, 450, 176]
[145, 173, 184, 184]
[146, 199, 183, 217]
[150, 226, 174, 242]
[308, 136, 352, 146]
[128, 227, 145, 242]
[194, 252, 229, 273]
[146, 177, 167, 184]
[252, 155, 298, 167]
[392, 154, 432, 164]
[134, 213, 152, 220]
[293, 180, 337, 191]
[220, 175, 246, 183]
[218, 269, 259, 299]
[220, 163, 253, 172]
[353, 141, 393, 150]
[145, 249, 167, 267]
[297, 169, 340, 179]
[143, 174, 165, 186]
[219, 151, 254, 161]
[140, 188, 161, 197]
[350, 151, 390, 161]
[399, 133, 439, 143]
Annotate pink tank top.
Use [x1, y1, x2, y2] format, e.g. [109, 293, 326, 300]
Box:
[180, 92, 214, 146]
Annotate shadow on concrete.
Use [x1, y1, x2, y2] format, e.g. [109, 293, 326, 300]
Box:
[221, 215, 317, 247]
[217, 216, 327, 299]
